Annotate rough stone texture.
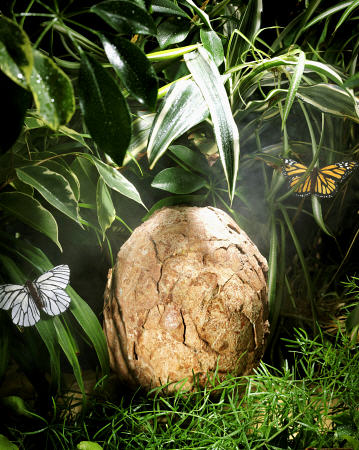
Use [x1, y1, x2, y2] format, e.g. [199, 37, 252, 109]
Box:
[103, 206, 269, 392]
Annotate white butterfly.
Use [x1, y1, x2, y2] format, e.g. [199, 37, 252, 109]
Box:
[0, 265, 71, 327]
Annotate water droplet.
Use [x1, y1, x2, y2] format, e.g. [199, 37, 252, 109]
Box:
[17, 73, 24, 80]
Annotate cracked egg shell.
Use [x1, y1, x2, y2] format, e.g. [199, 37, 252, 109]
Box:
[103, 206, 269, 392]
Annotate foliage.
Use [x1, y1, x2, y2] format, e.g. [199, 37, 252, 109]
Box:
[1, 328, 359, 449]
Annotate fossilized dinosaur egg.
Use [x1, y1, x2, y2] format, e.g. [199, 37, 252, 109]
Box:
[103, 206, 269, 392]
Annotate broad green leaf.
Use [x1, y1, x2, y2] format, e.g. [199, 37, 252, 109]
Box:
[0, 192, 61, 250]
[58, 126, 92, 151]
[0, 71, 32, 153]
[90, 156, 146, 207]
[157, 17, 190, 48]
[169, 145, 209, 176]
[151, 0, 189, 17]
[0, 434, 19, 449]
[77, 441, 103, 450]
[101, 35, 158, 110]
[79, 52, 131, 164]
[200, 29, 224, 67]
[185, 48, 240, 202]
[282, 51, 305, 127]
[29, 50, 75, 130]
[41, 160, 81, 202]
[16, 166, 81, 225]
[71, 157, 98, 204]
[147, 79, 209, 168]
[123, 113, 155, 165]
[151, 167, 207, 193]
[0, 16, 33, 87]
[91, 0, 156, 35]
[10, 178, 34, 196]
[96, 178, 116, 238]
[297, 84, 359, 122]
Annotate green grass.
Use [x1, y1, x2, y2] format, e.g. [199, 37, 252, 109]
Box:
[3, 328, 359, 450]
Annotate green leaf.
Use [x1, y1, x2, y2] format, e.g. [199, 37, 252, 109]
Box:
[282, 51, 305, 128]
[16, 165, 81, 225]
[79, 52, 131, 164]
[41, 160, 81, 202]
[335, 0, 359, 30]
[123, 113, 155, 165]
[0, 72, 32, 153]
[96, 178, 116, 238]
[0, 15, 33, 87]
[53, 317, 86, 405]
[168, 145, 209, 176]
[181, 0, 211, 28]
[67, 285, 110, 377]
[29, 50, 75, 130]
[157, 17, 190, 48]
[151, 0, 189, 17]
[77, 441, 103, 450]
[302, 1, 353, 31]
[297, 84, 359, 122]
[0, 434, 19, 449]
[200, 29, 224, 67]
[91, 0, 156, 35]
[147, 43, 200, 62]
[90, 156, 146, 207]
[151, 167, 207, 193]
[185, 48, 240, 202]
[227, 0, 262, 68]
[311, 196, 333, 236]
[0, 192, 61, 250]
[147, 79, 209, 168]
[71, 157, 98, 204]
[101, 35, 158, 111]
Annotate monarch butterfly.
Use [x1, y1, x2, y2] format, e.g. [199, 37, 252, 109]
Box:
[0, 265, 71, 327]
[282, 158, 358, 198]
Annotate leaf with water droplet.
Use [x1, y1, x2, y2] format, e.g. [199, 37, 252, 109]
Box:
[29, 49, 75, 130]
[0, 16, 33, 88]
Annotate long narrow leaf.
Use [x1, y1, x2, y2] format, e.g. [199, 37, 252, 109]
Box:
[147, 79, 209, 168]
[185, 48, 239, 202]
[16, 165, 82, 226]
[311, 196, 333, 236]
[282, 51, 306, 127]
[0, 192, 61, 251]
[53, 317, 86, 406]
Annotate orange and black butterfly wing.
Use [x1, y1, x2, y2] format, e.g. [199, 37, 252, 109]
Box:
[315, 161, 358, 198]
[282, 158, 314, 197]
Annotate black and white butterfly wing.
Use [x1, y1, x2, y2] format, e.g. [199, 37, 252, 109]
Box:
[0, 284, 40, 327]
[0, 265, 71, 327]
[34, 265, 71, 316]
